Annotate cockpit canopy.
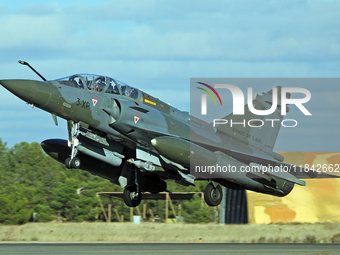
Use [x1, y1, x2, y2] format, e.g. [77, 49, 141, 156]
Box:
[56, 74, 139, 99]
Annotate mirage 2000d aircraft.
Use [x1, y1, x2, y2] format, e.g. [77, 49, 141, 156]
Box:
[0, 61, 330, 207]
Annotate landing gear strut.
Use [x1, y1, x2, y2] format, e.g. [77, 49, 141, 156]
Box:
[204, 182, 223, 206]
[65, 120, 81, 169]
[123, 168, 142, 207]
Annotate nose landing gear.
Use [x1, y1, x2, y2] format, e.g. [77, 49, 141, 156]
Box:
[65, 120, 81, 169]
[65, 156, 81, 169]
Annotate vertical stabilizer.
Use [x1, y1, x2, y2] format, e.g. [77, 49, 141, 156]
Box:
[215, 86, 290, 152]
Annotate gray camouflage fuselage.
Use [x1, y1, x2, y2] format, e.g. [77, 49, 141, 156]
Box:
[2, 72, 324, 207]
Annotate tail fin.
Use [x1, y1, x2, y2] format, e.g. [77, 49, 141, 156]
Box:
[215, 86, 290, 152]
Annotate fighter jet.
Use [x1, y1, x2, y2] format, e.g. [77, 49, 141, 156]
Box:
[0, 61, 330, 207]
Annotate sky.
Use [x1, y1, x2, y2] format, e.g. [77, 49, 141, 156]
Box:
[0, 0, 339, 152]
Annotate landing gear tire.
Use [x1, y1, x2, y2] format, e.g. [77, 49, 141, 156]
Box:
[123, 186, 142, 207]
[204, 183, 223, 206]
[65, 157, 72, 169]
[71, 157, 81, 169]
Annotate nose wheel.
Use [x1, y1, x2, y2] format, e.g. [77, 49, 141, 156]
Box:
[204, 182, 223, 206]
[65, 156, 81, 169]
[65, 120, 81, 169]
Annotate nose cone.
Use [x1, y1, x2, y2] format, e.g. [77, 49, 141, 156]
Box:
[0, 79, 50, 107]
[0, 79, 38, 103]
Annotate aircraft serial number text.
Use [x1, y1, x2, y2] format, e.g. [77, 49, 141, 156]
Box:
[76, 98, 90, 109]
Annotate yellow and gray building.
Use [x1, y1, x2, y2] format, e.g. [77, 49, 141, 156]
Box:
[220, 152, 340, 224]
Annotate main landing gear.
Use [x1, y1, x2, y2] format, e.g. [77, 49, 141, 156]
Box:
[123, 169, 142, 207]
[204, 182, 223, 206]
[65, 120, 81, 169]
[123, 186, 142, 207]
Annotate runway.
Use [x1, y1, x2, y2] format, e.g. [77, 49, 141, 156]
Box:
[0, 243, 339, 255]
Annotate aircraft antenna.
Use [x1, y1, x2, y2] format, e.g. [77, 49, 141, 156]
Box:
[18, 60, 47, 81]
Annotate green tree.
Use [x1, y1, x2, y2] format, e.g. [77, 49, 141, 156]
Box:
[33, 204, 55, 222]
[0, 192, 32, 224]
[181, 194, 215, 223]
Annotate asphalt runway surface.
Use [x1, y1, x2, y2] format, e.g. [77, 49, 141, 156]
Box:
[0, 243, 339, 255]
